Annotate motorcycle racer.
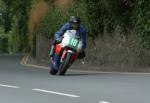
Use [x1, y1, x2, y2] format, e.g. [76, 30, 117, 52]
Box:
[49, 16, 87, 74]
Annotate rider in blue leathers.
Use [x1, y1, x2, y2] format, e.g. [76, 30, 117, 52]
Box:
[50, 16, 87, 75]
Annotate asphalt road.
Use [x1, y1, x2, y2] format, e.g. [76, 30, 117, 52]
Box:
[0, 54, 150, 103]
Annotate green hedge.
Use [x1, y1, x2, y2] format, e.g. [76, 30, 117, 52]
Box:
[132, 0, 150, 48]
[35, 0, 89, 38]
[35, 0, 150, 48]
[0, 35, 9, 53]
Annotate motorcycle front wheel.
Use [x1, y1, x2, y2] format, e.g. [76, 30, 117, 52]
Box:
[58, 52, 73, 75]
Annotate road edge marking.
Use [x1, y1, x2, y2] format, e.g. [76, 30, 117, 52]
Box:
[21, 63, 150, 75]
[22, 64, 49, 69]
[20, 54, 150, 75]
[20, 53, 30, 65]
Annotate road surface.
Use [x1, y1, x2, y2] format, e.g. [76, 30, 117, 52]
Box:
[0, 54, 150, 103]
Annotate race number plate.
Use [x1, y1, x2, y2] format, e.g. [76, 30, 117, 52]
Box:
[69, 38, 79, 49]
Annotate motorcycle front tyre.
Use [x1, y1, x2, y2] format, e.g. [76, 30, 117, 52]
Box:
[59, 52, 72, 75]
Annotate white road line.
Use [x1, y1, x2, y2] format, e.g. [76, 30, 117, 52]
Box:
[0, 84, 20, 89]
[99, 101, 110, 103]
[32, 89, 80, 98]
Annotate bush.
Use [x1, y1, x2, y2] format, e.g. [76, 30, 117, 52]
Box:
[35, 8, 68, 39]
[8, 31, 20, 53]
[35, 0, 88, 38]
[35, 0, 150, 48]
[0, 35, 9, 53]
[132, 0, 150, 48]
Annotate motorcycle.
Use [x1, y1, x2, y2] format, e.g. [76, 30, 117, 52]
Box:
[50, 30, 83, 75]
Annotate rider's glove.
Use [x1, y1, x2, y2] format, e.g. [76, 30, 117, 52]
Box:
[78, 49, 86, 59]
[55, 37, 62, 43]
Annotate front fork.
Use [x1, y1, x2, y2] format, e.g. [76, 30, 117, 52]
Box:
[51, 50, 78, 70]
[60, 50, 78, 65]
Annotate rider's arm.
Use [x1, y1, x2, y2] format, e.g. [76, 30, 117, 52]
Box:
[55, 23, 69, 40]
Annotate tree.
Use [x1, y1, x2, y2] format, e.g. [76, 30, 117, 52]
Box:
[2, 0, 12, 33]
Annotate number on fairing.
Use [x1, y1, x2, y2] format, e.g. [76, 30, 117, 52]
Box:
[69, 38, 79, 48]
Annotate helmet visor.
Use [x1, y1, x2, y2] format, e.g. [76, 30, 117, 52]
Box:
[72, 23, 80, 30]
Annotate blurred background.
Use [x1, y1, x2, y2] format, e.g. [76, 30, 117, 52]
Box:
[0, 0, 150, 71]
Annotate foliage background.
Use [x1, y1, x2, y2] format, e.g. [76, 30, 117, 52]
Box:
[0, 0, 149, 69]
